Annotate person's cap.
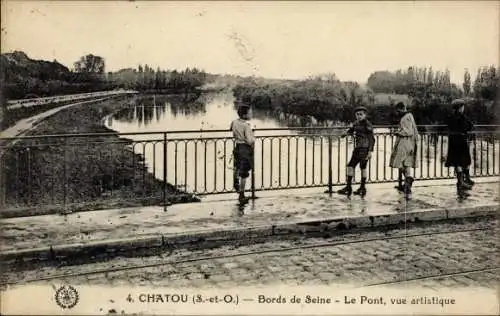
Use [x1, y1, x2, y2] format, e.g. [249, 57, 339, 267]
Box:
[354, 106, 367, 113]
[395, 102, 406, 110]
[236, 104, 250, 114]
[451, 99, 466, 109]
[234, 99, 247, 107]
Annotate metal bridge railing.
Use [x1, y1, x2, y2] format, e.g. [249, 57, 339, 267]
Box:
[0, 125, 498, 215]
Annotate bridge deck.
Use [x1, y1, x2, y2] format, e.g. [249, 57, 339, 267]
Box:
[1, 178, 498, 256]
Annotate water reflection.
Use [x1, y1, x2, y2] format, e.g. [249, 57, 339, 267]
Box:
[252, 108, 342, 129]
[167, 93, 207, 118]
[233, 198, 256, 217]
[107, 91, 349, 135]
[112, 93, 207, 128]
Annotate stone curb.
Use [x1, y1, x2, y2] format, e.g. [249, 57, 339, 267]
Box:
[0, 204, 498, 263]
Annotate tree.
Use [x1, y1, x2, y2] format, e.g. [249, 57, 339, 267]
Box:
[473, 66, 499, 100]
[366, 71, 397, 93]
[473, 68, 482, 97]
[73, 54, 105, 73]
[406, 66, 415, 83]
[0, 90, 6, 129]
[463, 69, 471, 96]
[155, 67, 162, 89]
[427, 67, 434, 84]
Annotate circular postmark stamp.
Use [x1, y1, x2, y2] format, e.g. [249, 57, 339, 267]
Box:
[55, 285, 79, 309]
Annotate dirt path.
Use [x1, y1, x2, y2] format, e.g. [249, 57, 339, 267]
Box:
[0, 97, 112, 140]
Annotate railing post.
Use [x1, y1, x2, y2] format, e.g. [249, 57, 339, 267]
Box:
[486, 132, 490, 175]
[327, 135, 333, 193]
[473, 134, 477, 176]
[27, 146, 32, 206]
[0, 151, 4, 209]
[63, 138, 68, 214]
[251, 129, 256, 199]
[492, 132, 496, 174]
[163, 132, 168, 212]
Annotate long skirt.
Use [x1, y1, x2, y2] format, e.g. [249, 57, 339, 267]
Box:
[445, 136, 471, 167]
[389, 138, 417, 169]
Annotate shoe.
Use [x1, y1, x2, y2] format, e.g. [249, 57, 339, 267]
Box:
[457, 181, 472, 191]
[353, 187, 367, 197]
[240, 197, 250, 204]
[463, 174, 475, 187]
[457, 189, 471, 196]
[462, 183, 473, 190]
[337, 186, 352, 196]
[238, 193, 249, 203]
[394, 184, 405, 193]
[458, 175, 473, 191]
[456, 184, 471, 198]
[404, 177, 414, 198]
[464, 178, 475, 186]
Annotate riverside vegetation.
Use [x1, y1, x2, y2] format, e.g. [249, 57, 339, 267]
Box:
[1, 95, 200, 217]
[232, 67, 499, 126]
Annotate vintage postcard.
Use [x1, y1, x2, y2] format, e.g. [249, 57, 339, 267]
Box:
[0, 0, 498, 315]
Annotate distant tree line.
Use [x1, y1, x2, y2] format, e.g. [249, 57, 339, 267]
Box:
[366, 66, 498, 103]
[1, 51, 208, 101]
[109, 65, 207, 92]
[233, 74, 377, 124]
[367, 66, 499, 125]
[233, 66, 499, 125]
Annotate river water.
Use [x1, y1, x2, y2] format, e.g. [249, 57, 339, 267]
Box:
[105, 91, 498, 194]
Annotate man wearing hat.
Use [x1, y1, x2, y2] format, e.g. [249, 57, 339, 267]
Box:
[445, 98, 474, 197]
[230, 104, 255, 203]
[389, 102, 419, 199]
[336, 105, 375, 197]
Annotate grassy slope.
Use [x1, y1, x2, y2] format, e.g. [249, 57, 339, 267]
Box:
[1, 95, 199, 217]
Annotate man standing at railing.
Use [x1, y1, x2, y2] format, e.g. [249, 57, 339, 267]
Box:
[336, 106, 375, 198]
[230, 105, 255, 203]
[389, 102, 419, 199]
[445, 99, 474, 197]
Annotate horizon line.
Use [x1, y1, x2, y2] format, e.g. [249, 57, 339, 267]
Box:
[3, 49, 499, 86]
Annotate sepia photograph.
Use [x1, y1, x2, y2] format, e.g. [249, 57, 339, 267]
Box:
[0, 1, 498, 315]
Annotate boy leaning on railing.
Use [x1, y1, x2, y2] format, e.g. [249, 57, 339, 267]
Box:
[230, 105, 255, 204]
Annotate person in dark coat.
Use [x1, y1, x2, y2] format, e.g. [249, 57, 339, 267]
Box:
[445, 99, 474, 196]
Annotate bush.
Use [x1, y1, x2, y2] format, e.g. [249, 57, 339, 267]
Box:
[233, 77, 498, 126]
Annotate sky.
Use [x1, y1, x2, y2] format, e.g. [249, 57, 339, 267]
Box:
[1, 1, 499, 84]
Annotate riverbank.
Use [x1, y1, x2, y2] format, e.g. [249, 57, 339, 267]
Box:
[231, 79, 497, 126]
[1, 94, 200, 217]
